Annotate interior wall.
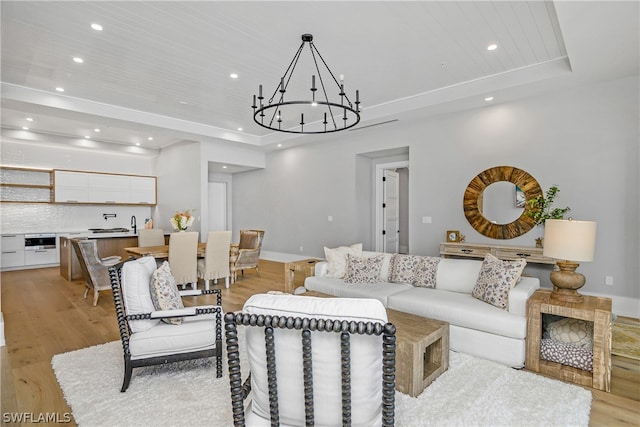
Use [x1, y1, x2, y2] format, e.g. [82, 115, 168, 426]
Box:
[199, 138, 265, 241]
[232, 76, 639, 314]
[154, 141, 202, 236]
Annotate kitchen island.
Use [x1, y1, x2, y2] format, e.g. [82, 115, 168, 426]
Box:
[59, 231, 168, 280]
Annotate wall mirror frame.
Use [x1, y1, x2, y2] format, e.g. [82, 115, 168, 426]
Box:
[463, 166, 542, 240]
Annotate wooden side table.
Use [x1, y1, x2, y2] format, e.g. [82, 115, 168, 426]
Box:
[387, 308, 449, 397]
[302, 290, 450, 397]
[284, 259, 321, 293]
[526, 289, 612, 391]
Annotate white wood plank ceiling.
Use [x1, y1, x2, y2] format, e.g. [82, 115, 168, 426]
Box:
[0, 1, 637, 152]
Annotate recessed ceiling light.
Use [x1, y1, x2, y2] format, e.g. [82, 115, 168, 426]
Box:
[222, 165, 228, 169]
[73, 57, 84, 63]
[487, 44, 498, 51]
[55, 87, 65, 92]
[484, 96, 494, 102]
[94, 128, 100, 132]
[22, 126, 29, 130]
[230, 73, 239, 79]
[277, 144, 282, 147]
[147, 137, 153, 141]
[91, 23, 103, 31]
[26, 117, 33, 122]
[179, 101, 188, 105]
[135, 143, 141, 146]
[237, 127, 243, 131]
[84, 135, 90, 139]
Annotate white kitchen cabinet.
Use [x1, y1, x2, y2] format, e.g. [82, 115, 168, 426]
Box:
[129, 176, 157, 204]
[24, 248, 58, 266]
[0, 234, 25, 268]
[53, 170, 156, 205]
[54, 170, 90, 203]
[88, 173, 131, 204]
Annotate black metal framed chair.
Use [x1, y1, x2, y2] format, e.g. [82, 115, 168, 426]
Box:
[225, 293, 396, 426]
[108, 256, 223, 392]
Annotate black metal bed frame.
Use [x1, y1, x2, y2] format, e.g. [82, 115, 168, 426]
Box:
[225, 311, 396, 426]
[108, 260, 223, 392]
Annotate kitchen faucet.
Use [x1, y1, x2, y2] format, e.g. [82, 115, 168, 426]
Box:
[131, 215, 137, 234]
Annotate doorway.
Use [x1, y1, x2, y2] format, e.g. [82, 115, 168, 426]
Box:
[208, 181, 227, 231]
[375, 161, 409, 253]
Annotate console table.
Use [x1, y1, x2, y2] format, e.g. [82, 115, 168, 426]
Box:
[439, 242, 556, 265]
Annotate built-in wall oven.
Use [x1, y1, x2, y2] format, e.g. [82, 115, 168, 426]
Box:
[24, 233, 57, 250]
[24, 233, 58, 265]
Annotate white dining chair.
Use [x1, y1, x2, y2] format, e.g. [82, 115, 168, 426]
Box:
[197, 230, 232, 290]
[137, 228, 165, 247]
[168, 231, 199, 290]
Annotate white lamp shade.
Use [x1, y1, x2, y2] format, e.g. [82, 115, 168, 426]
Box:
[543, 219, 597, 262]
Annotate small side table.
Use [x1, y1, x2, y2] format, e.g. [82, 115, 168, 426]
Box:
[526, 289, 612, 391]
[284, 259, 321, 293]
[387, 308, 449, 397]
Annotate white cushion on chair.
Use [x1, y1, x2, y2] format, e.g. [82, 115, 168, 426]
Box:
[242, 294, 387, 427]
[129, 309, 219, 360]
[121, 256, 160, 333]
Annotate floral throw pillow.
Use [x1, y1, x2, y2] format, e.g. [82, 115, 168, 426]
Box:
[389, 254, 423, 285]
[344, 254, 384, 284]
[324, 243, 363, 278]
[149, 261, 184, 325]
[413, 256, 441, 288]
[471, 254, 526, 310]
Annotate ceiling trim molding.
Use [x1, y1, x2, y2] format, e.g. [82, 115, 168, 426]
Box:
[358, 57, 572, 127]
[1, 83, 262, 146]
[1, 128, 159, 157]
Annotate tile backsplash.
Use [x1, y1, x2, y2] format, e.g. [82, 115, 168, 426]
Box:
[0, 204, 153, 233]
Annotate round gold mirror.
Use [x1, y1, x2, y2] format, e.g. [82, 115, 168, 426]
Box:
[463, 166, 542, 239]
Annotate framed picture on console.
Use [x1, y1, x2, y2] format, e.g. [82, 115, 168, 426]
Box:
[446, 230, 461, 242]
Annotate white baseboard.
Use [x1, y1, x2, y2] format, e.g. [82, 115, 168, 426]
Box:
[583, 292, 640, 319]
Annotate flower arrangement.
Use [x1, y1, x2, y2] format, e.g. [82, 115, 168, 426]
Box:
[170, 210, 195, 231]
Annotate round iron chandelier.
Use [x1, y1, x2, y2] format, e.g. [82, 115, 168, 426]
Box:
[252, 34, 361, 134]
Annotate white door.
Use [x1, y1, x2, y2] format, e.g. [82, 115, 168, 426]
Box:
[383, 170, 400, 253]
[208, 182, 227, 231]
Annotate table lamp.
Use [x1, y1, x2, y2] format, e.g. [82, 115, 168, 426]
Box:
[543, 218, 597, 303]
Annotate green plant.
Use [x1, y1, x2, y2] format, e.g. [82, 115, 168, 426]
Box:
[524, 185, 570, 226]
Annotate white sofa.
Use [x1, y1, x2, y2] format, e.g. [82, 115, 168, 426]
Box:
[304, 252, 540, 367]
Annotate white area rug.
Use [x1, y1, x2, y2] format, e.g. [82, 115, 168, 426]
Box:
[52, 336, 591, 427]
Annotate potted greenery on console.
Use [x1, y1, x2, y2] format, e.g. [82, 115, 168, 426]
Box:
[524, 185, 571, 247]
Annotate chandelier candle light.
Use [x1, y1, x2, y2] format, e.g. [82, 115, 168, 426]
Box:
[170, 210, 195, 231]
[252, 34, 361, 134]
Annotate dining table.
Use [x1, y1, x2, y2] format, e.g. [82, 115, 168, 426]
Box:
[125, 243, 240, 257]
[124, 243, 240, 281]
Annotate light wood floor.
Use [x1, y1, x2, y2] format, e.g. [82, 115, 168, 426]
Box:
[1, 261, 639, 426]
